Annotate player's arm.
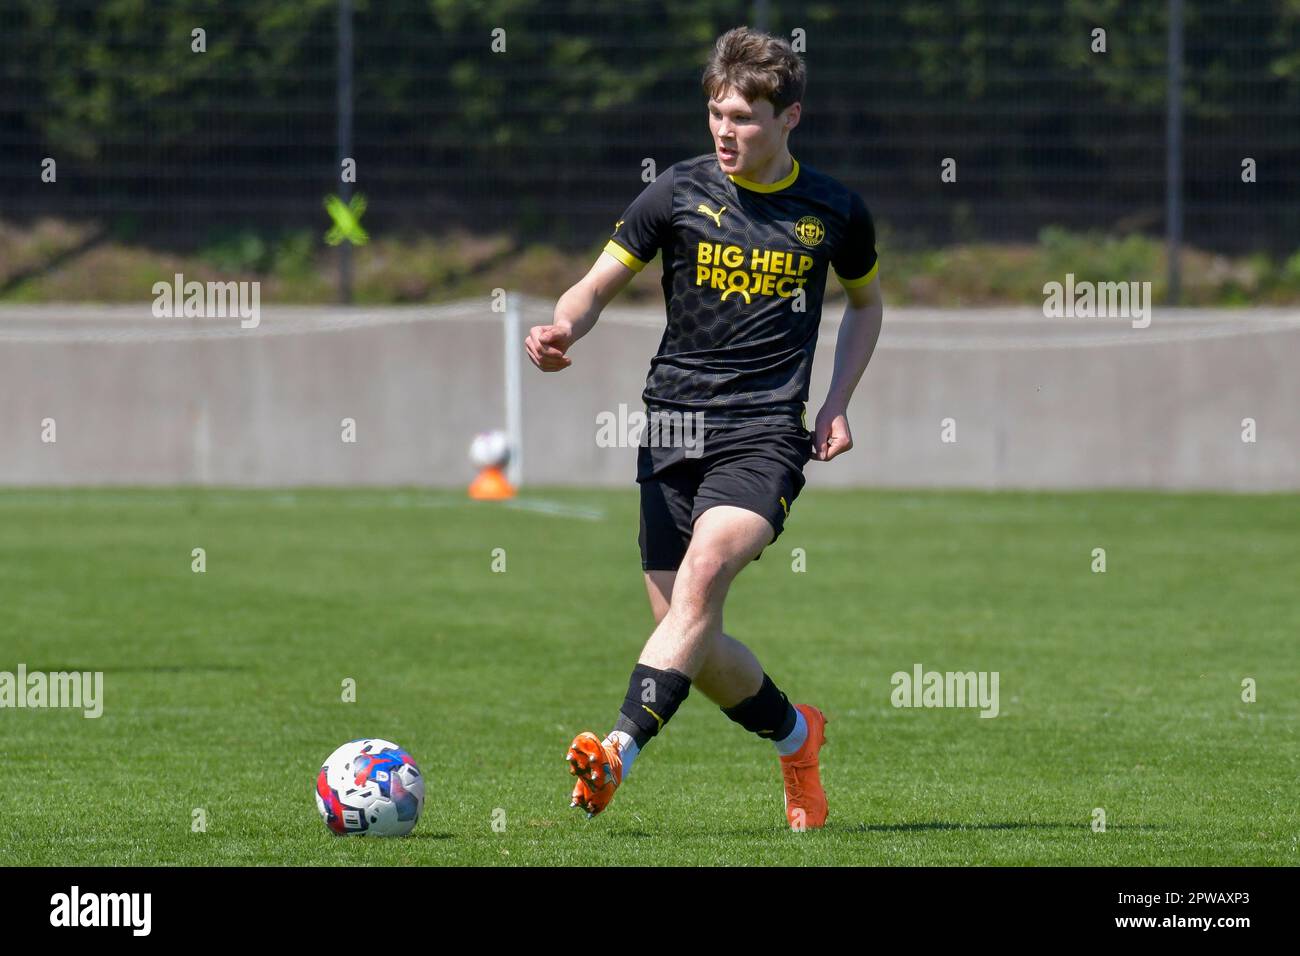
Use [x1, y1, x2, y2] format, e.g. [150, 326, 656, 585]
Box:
[818, 271, 884, 444]
[524, 253, 637, 372]
[811, 270, 883, 463]
[813, 189, 883, 462]
[526, 166, 673, 373]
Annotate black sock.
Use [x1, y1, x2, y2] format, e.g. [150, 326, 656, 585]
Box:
[720, 673, 797, 741]
[613, 663, 692, 749]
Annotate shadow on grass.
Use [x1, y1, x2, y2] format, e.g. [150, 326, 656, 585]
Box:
[844, 821, 1165, 833]
[394, 832, 455, 840]
[602, 821, 1166, 838]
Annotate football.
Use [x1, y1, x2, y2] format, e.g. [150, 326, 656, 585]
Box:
[468, 429, 511, 469]
[315, 738, 425, 837]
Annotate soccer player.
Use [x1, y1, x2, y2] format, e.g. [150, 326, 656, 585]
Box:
[524, 26, 884, 830]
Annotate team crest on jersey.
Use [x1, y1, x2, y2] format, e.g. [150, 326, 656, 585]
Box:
[794, 216, 825, 247]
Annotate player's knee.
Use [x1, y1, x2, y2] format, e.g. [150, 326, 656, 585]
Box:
[675, 548, 731, 601]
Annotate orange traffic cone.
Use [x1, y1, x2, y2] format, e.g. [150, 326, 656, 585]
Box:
[468, 465, 515, 500]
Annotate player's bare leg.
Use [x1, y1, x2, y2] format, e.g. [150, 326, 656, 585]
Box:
[643, 569, 762, 708]
[644, 557, 829, 830]
[639, 505, 773, 675]
[566, 506, 765, 818]
[569, 505, 828, 828]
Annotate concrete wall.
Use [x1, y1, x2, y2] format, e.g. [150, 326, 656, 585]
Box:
[1, 301, 1297, 490]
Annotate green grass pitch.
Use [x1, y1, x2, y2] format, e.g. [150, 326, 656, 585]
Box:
[0, 487, 1295, 866]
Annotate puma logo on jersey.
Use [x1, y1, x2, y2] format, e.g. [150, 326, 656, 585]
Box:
[613, 219, 625, 233]
[696, 203, 726, 227]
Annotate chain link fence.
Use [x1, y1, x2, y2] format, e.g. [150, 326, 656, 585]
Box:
[1, 1, 1296, 257]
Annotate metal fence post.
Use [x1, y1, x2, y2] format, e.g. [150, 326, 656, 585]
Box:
[337, 0, 354, 305]
[1166, 0, 1184, 305]
[504, 292, 523, 488]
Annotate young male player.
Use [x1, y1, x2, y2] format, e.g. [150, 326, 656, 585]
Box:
[524, 26, 884, 830]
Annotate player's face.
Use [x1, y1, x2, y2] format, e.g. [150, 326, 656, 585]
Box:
[708, 89, 792, 176]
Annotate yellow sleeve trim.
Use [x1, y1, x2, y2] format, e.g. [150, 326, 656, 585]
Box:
[836, 259, 879, 289]
[603, 239, 648, 273]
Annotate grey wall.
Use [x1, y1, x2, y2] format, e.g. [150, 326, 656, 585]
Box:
[2, 301, 1296, 491]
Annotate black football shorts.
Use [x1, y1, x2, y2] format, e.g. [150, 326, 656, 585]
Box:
[637, 419, 814, 572]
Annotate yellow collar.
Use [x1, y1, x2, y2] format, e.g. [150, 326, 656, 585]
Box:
[727, 156, 799, 193]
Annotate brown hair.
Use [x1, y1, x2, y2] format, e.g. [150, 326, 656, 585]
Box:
[701, 26, 806, 116]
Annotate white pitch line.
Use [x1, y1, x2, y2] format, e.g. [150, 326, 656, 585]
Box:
[0, 490, 610, 521]
[502, 497, 606, 521]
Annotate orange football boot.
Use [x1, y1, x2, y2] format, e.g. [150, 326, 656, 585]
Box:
[566, 732, 625, 819]
[780, 704, 828, 830]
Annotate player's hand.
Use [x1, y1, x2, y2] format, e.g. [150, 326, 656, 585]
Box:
[811, 406, 853, 461]
[524, 323, 573, 372]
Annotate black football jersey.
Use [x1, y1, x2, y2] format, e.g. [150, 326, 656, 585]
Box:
[604, 152, 877, 427]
